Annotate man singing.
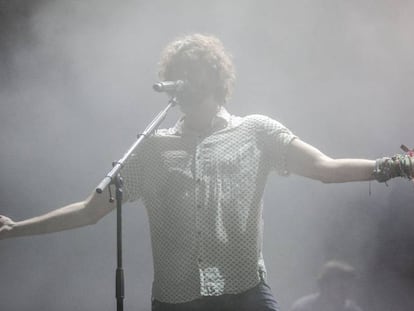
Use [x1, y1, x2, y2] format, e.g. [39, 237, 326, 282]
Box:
[1, 34, 413, 311]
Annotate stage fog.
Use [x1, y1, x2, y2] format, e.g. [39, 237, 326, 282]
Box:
[1, 1, 413, 310]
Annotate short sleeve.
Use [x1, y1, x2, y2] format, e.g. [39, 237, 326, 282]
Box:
[254, 115, 297, 175]
[121, 138, 154, 203]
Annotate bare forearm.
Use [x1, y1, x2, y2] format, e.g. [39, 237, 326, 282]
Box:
[10, 201, 93, 238]
[2, 188, 115, 239]
[287, 139, 376, 183]
[314, 158, 375, 183]
[288, 139, 414, 184]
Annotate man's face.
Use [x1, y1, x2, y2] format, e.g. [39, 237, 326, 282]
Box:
[178, 94, 219, 121]
[175, 85, 207, 108]
[168, 61, 218, 108]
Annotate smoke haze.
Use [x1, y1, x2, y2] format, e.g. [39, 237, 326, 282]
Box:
[1, 1, 414, 310]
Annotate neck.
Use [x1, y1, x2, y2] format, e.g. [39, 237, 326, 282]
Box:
[184, 110, 216, 132]
[182, 97, 221, 132]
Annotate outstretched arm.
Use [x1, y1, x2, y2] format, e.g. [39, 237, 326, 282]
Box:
[0, 187, 116, 240]
[286, 139, 376, 183]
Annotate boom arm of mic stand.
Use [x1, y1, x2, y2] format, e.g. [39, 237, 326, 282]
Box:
[95, 97, 177, 194]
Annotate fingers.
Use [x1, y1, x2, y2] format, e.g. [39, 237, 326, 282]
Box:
[0, 215, 11, 222]
[0, 216, 13, 227]
[0, 225, 11, 233]
[0, 216, 14, 238]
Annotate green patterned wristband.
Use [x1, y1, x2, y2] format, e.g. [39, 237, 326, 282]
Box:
[373, 154, 413, 183]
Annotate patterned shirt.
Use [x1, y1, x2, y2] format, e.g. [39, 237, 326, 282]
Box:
[122, 107, 296, 303]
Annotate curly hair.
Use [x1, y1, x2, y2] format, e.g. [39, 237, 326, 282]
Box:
[158, 34, 236, 104]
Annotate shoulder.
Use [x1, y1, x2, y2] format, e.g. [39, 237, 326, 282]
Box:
[291, 293, 319, 311]
[238, 114, 288, 131]
[154, 127, 179, 137]
[241, 114, 277, 126]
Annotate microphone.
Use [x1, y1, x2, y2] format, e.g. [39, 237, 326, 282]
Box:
[152, 80, 187, 93]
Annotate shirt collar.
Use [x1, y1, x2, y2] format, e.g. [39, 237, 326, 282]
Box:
[171, 106, 231, 136]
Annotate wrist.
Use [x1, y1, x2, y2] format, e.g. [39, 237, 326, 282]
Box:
[373, 154, 413, 182]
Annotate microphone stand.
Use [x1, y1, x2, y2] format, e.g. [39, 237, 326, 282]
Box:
[96, 96, 178, 311]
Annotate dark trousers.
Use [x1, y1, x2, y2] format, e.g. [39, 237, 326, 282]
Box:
[152, 282, 280, 311]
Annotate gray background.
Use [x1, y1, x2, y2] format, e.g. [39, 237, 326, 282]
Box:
[0, 1, 413, 310]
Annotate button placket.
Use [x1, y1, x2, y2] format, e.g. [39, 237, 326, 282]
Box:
[194, 137, 204, 274]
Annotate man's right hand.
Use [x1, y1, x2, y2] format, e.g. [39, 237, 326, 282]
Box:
[0, 215, 15, 240]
